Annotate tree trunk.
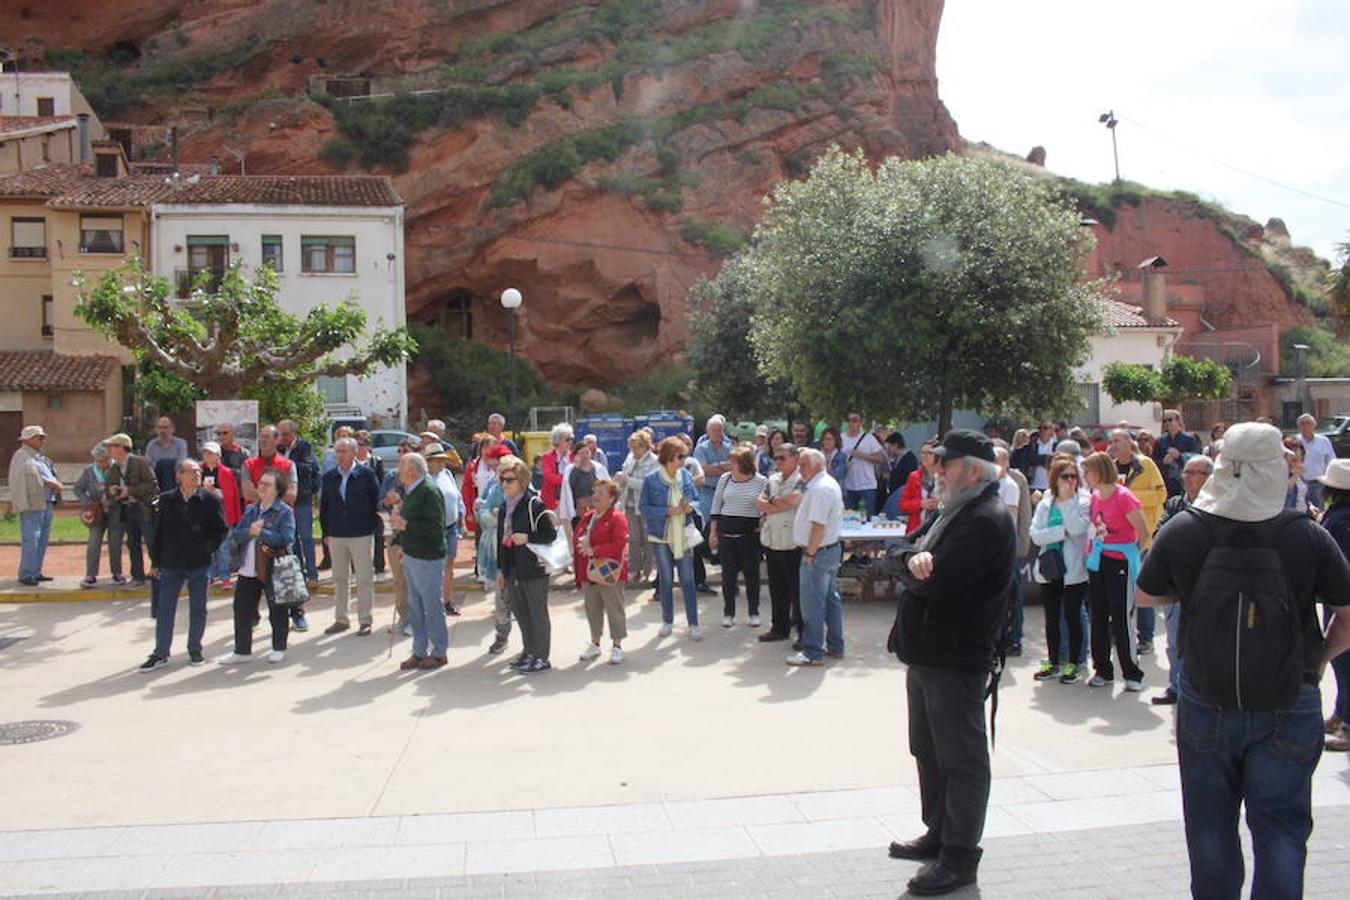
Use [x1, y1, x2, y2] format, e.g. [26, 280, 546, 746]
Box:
[936, 383, 952, 438]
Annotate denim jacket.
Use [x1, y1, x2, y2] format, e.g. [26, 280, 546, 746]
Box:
[639, 467, 699, 540]
[231, 499, 296, 551]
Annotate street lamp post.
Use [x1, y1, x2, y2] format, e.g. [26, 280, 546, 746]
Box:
[1098, 110, 1121, 183]
[1292, 341, 1311, 420]
[501, 287, 523, 438]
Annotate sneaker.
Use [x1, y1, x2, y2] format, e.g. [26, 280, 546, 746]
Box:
[1124, 679, 1144, 692]
[1059, 663, 1080, 685]
[658, 623, 673, 637]
[324, 622, 351, 635]
[758, 631, 789, 642]
[214, 578, 234, 590]
[35, 575, 53, 582]
[188, 650, 205, 666]
[580, 643, 602, 661]
[508, 654, 534, 670]
[444, 602, 461, 616]
[291, 613, 309, 632]
[696, 584, 717, 595]
[523, 657, 552, 674]
[749, 615, 761, 627]
[1137, 639, 1154, 654]
[785, 651, 822, 667]
[688, 625, 704, 641]
[1327, 725, 1350, 753]
[1088, 674, 1113, 688]
[722, 615, 734, 628]
[217, 652, 252, 664]
[609, 647, 624, 665]
[80, 576, 97, 589]
[488, 634, 509, 655]
[112, 574, 128, 585]
[1033, 661, 1060, 681]
[267, 650, 286, 664]
[138, 654, 167, 673]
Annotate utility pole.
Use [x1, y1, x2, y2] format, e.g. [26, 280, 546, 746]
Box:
[1098, 110, 1121, 183]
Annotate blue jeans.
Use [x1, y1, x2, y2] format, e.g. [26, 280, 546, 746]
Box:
[1304, 480, 1324, 511]
[652, 541, 698, 626]
[1164, 602, 1183, 692]
[292, 503, 317, 581]
[798, 543, 844, 661]
[403, 554, 448, 656]
[154, 566, 210, 658]
[209, 540, 232, 581]
[1137, 604, 1156, 643]
[1177, 678, 1322, 899]
[843, 488, 877, 517]
[18, 506, 53, 580]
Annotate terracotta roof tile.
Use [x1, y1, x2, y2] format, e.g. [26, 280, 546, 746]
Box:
[44, 175, 178, 208]
[0, 352, 118, 392]
[0, 164, 89, 198]
[1102, 298, 1178, 328]
[0, 115, 77, 135]
[154, 175, 402, 207]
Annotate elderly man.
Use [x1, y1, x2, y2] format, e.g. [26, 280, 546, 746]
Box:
[144, 416, 188, 469]
[581, 433, 609, 471]
[1297, 413, 1336, 509]
[320, 437, 381, 636]
[10, 425, 63, 585]
[211, 422, 247, 476]
[1109, 428, 1167, 653]
[276, 419, 320, 586]
[694, 415, 734, 594]
[390, 452, 449, 670]
[1152, 409, 1202, 497]
[786, 448, 845, 666]
[757, 442, 804, 643]
[1149, 453, 1214, 707]
[1137, 423, 1350, 898]
[140, 459, 227, 672]
[105, 432, 160, 590]
[840, 412, 886, 516]
[425, 443, 466, 616]
[486, 412, 519, 455]
[880, 429, 1015, 896]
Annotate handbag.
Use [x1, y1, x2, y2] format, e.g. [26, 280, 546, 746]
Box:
[683, 521, 705, 549]
[269, 550, 309, 607]
[1036, 545, 1066, 582]
[525, 502, 572, 575]
[80, 502, 106, 527]
[582, 511, 623, 585]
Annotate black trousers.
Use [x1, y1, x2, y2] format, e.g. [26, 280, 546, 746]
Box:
[1041, 578, 1086, 667]
[764, 547, 801, 636]
[907, 664, 991, 873]
[1088, 555, 1142, 681]
[717, 518, 761, 617]
[232, 575, 288, 654]
[373, 514, 386, 573]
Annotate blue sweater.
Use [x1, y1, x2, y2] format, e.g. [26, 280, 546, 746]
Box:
[639, 467, 700, 540]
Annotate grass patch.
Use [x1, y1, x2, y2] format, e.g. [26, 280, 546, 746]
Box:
[679, 218, 749, 257]
[45, 44, 256, 118]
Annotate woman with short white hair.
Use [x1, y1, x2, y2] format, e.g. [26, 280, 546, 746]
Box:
[540, 423, 574, 512]
[617, 430, 659, 587]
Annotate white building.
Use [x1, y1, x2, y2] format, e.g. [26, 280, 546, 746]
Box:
[1075, 298, 1182, 429]
[147, 176, 407, 426]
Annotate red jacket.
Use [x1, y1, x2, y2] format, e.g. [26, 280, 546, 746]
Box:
[205, 464, 242, 524]
[461, 460, 482, 534]
[899, 468, 930, 534]
[573, 506, 628, 587]
[541, 448, 568, 511]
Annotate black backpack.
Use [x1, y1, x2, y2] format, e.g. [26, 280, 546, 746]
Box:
[1179, 508, 1314, 711]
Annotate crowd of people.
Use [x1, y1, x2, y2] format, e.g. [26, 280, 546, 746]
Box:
[8, 404, 1349, 897]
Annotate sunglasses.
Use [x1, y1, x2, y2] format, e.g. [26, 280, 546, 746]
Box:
[499, 475, 518, 483]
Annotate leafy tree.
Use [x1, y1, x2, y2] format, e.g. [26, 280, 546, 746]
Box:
[1102, 355, 1232, 405]
[686, 259, 797, 421]
[1329, 238, 1350, 327]
[739, 148, 1108, 433]
[1101, 362, 1163, 404]
[74, 260, 417, 417]
[1280, 324, 1350, 378]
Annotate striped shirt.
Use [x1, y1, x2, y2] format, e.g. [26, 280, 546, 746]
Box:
[711, 472, 767, 519]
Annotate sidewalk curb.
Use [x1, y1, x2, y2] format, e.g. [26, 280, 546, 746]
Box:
[0, 578, 488, 604]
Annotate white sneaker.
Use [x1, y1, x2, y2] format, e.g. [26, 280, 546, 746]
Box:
[1124, 679, 1144, 692]
[689, 625, 704, 641]
[785, 651, 823, 667]
[216, 652, 252, 665]
[267, 650, 286, 664]
[749, 615, 761, 627]
[658, 623, 673, 637]
[579, 643, 602, 661]
[722, 615, 734, 628]
[609, 646, 624, 665]
[402, 623, 412, 637]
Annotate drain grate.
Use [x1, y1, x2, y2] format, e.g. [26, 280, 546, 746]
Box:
[0, 636, 28, 651]
[0, 720, 80, 745]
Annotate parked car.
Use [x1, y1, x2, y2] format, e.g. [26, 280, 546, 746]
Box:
[367, 430, 421, 466]
[1316, 414, 1350, 458]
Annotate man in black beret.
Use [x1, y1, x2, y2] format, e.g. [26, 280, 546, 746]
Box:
[876, 429, 1017, 895]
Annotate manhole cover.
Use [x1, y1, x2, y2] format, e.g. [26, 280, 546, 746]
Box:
[0, 720, 80, 745]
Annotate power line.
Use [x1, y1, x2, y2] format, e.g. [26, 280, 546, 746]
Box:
[1119, 114, 1350, 210]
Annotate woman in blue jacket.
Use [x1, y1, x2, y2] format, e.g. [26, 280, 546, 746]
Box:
[217, 470, 297, 665]
[641, 436, 703, 640]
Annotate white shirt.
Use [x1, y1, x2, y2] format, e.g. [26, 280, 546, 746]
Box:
[1030, 439, 1056, 490]
[793, 471, 843, 548]
[434, 469, 465, 525]
[1300, 432, 1335, 481]
[840, 430, 882, 490]
[998, 475, 1020, 513]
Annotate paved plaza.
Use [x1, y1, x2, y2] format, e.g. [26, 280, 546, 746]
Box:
[1, 585, 1347, 897]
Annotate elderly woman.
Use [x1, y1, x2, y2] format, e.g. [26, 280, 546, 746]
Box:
[476, 444, 514, 654]
[426, 444, 466, 616]
[200, 440, 242, 588]
[819, 427, 847, 482]
[574, 479, 629, 664]
[497, 453, 558, 673]
[558, 442, 610, 529]
[617, 430, 660, 587]
[461, 433, 500, 541]
[539, 423, 574, 512]
[217, 470, 296, 665]
[640, 437, 703, 640]
[709, 444, 767, 627]
[73, 442, 122, 588]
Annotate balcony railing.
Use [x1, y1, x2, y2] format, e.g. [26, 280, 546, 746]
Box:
[8, 246, 47, 259]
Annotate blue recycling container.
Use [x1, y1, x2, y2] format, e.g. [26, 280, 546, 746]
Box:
[633, 410, 694, 444]
[573, 414, 633, 468]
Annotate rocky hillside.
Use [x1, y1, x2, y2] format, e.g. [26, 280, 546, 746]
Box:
[6, 0, 957, 387]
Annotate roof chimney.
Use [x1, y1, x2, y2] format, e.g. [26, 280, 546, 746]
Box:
[1138, 256, 1169, 326]
[76, 113, 91, 164]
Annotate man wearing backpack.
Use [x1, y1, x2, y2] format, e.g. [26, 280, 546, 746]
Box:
[1137, 422, 1350, 899]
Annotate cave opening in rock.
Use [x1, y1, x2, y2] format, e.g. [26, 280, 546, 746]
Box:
[424, 288, 475, 340]
[107, 41, 142, 66]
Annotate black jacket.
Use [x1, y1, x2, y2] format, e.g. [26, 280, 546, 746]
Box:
[150, 488, 228, 570]
[318, 464, 381, 537]
[279, 437, 319, 506]
[882, 481, 1017, 673]
[497, 487, 557, 581]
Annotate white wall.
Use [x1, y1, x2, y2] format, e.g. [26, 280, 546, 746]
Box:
[148, 203, 407, 427]
[1078, 329, 1179, 429]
